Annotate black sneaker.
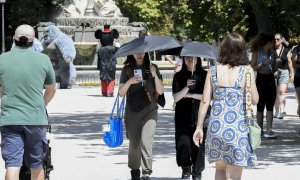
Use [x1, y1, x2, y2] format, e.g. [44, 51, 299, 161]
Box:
[141, 175, 151, 180]
[181, 167, 191, 180]
[131, 169, 141, 180]
[193, 176, 201, 180]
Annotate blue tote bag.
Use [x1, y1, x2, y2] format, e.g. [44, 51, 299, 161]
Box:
[103, 95, 125, 148]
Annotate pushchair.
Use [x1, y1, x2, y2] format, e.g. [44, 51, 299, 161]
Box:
[19, 124, 54, 180]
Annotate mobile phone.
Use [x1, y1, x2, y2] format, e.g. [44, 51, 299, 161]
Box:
[134, 69, 143, 81]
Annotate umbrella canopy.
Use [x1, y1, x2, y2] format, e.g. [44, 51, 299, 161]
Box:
[113, 35, 182, 58]
[180, 41, 218, 59]
[157, 46, 183, 56]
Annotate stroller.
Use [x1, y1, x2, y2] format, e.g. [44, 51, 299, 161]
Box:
[19, 124, 54, 180]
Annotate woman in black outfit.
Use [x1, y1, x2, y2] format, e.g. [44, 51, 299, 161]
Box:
[172, 56, 207, 180]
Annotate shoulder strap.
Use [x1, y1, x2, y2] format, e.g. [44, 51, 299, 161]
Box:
[234, 66, 245, 88]
[210, 66, 218, 89]
[245, 66, 254, 119]
[277, 46, 284, 58]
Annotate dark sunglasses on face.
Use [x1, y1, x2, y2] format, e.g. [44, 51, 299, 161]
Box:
[275, 38, 281, 41]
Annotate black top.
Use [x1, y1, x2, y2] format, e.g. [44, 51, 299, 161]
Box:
[276, 46, 290, 69]
[172, 67, 207, 129]
[120, 64, 162, 103]
[97, 45, 118, 82]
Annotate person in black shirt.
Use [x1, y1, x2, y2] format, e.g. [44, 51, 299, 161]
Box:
[172, 56, 207, 180]
[274, 33, 294, 119]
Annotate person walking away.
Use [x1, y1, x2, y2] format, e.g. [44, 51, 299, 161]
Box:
[172, 56, 207, 180]
[273, 33, 294, 119]
[250, 32, 279, 139]
[193, 33, 259, 180]
[118, 53, 164, 180]
[95, 24, 119, 97]
[0, 24, 56, 180]
[292, 41, 300, 116]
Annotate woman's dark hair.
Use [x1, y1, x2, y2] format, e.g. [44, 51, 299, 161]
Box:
[218, 33, 249, 67]
[250, 32, 274, 52]
[181, 57, 203, 72]
[123, 52, 150, 68]
[14, 36, 33, 48]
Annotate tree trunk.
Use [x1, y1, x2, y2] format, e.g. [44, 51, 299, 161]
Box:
[248, 0, 273, 33]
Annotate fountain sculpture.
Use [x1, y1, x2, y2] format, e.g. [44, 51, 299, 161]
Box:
[38, 0, 145, 66]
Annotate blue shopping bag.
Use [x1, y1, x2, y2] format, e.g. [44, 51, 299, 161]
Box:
[103, 95, 125, 148]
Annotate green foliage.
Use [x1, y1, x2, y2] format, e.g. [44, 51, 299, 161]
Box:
[4, 0, 300, 47]
[6, 0, 63, 29]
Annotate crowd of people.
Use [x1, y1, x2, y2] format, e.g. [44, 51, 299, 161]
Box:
[0, 23, 300, 180]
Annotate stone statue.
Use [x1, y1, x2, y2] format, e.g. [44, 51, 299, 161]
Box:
[63, 0, 122, 17]
[94, 0, 123, 17]
[64, 0, 88, 17]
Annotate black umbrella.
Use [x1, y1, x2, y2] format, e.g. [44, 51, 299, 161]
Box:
[180, 41, 218, 59]
[158, 41, 218, 60]
[113, 35, 182, 58]
[157, 46, 183, 56]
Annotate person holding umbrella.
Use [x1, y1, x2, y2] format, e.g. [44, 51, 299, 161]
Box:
[118, 52, 164, 180]
[193, 33, 259, 180]
[172, 56, 207, 180]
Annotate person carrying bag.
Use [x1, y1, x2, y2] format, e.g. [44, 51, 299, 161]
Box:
[245, 67, 262, 150]
[103, 95, 125, 148]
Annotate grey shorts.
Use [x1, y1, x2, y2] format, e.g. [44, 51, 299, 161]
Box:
[0, 125, 47, 168]
[276, 68, 289, 86]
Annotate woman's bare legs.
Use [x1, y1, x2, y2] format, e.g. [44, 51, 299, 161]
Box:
[226, 164, 243, 180]
[274, 84, 288, 118]
[215, 161, 226, 180]
[215, 161, 243, 180]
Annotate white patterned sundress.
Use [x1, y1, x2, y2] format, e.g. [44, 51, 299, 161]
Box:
[206, 66, 257, 167]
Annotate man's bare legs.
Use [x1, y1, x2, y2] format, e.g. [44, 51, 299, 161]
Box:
[31, 168, 45, 180]
[5, 167, 20, 180]
[4, 167, 44, 180]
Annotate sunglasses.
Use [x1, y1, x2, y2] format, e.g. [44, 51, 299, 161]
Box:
[275, 38, 281, 41]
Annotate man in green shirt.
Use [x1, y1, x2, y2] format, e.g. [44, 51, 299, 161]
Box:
[0, 24, 56, 180]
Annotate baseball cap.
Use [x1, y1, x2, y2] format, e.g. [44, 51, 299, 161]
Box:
[13, 24, 35, 42]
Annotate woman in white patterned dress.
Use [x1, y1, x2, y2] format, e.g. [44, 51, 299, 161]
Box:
[193, 33, 259, 180]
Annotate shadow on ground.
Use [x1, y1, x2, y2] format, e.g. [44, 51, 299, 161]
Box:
[49, 109, 300, 169]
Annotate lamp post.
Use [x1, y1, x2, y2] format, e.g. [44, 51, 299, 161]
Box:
[0, 0, 6, 54]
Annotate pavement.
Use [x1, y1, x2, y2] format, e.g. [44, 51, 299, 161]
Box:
[1, 85, 300, 180]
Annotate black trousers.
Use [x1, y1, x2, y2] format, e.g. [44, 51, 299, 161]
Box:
[175, 125, 207, 177]
[256, 73, 276, 112]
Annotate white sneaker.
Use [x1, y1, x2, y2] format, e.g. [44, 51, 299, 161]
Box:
[274, 110, 280, 119]
[279, 111, 286, 119]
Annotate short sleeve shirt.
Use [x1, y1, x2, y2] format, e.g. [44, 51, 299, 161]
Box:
[119, 64, 162, 102]
[0, 47, 55, 126]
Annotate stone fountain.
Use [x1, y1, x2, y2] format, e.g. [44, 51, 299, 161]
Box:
[37, 0, 145, 66]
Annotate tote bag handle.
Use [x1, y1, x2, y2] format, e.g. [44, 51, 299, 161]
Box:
[110, 95, 125, 120]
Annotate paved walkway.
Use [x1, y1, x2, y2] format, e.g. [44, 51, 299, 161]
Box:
[1, 86, 300, 180]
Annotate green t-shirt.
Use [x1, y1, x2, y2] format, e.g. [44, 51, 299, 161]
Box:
[0, 47, 55, 126]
